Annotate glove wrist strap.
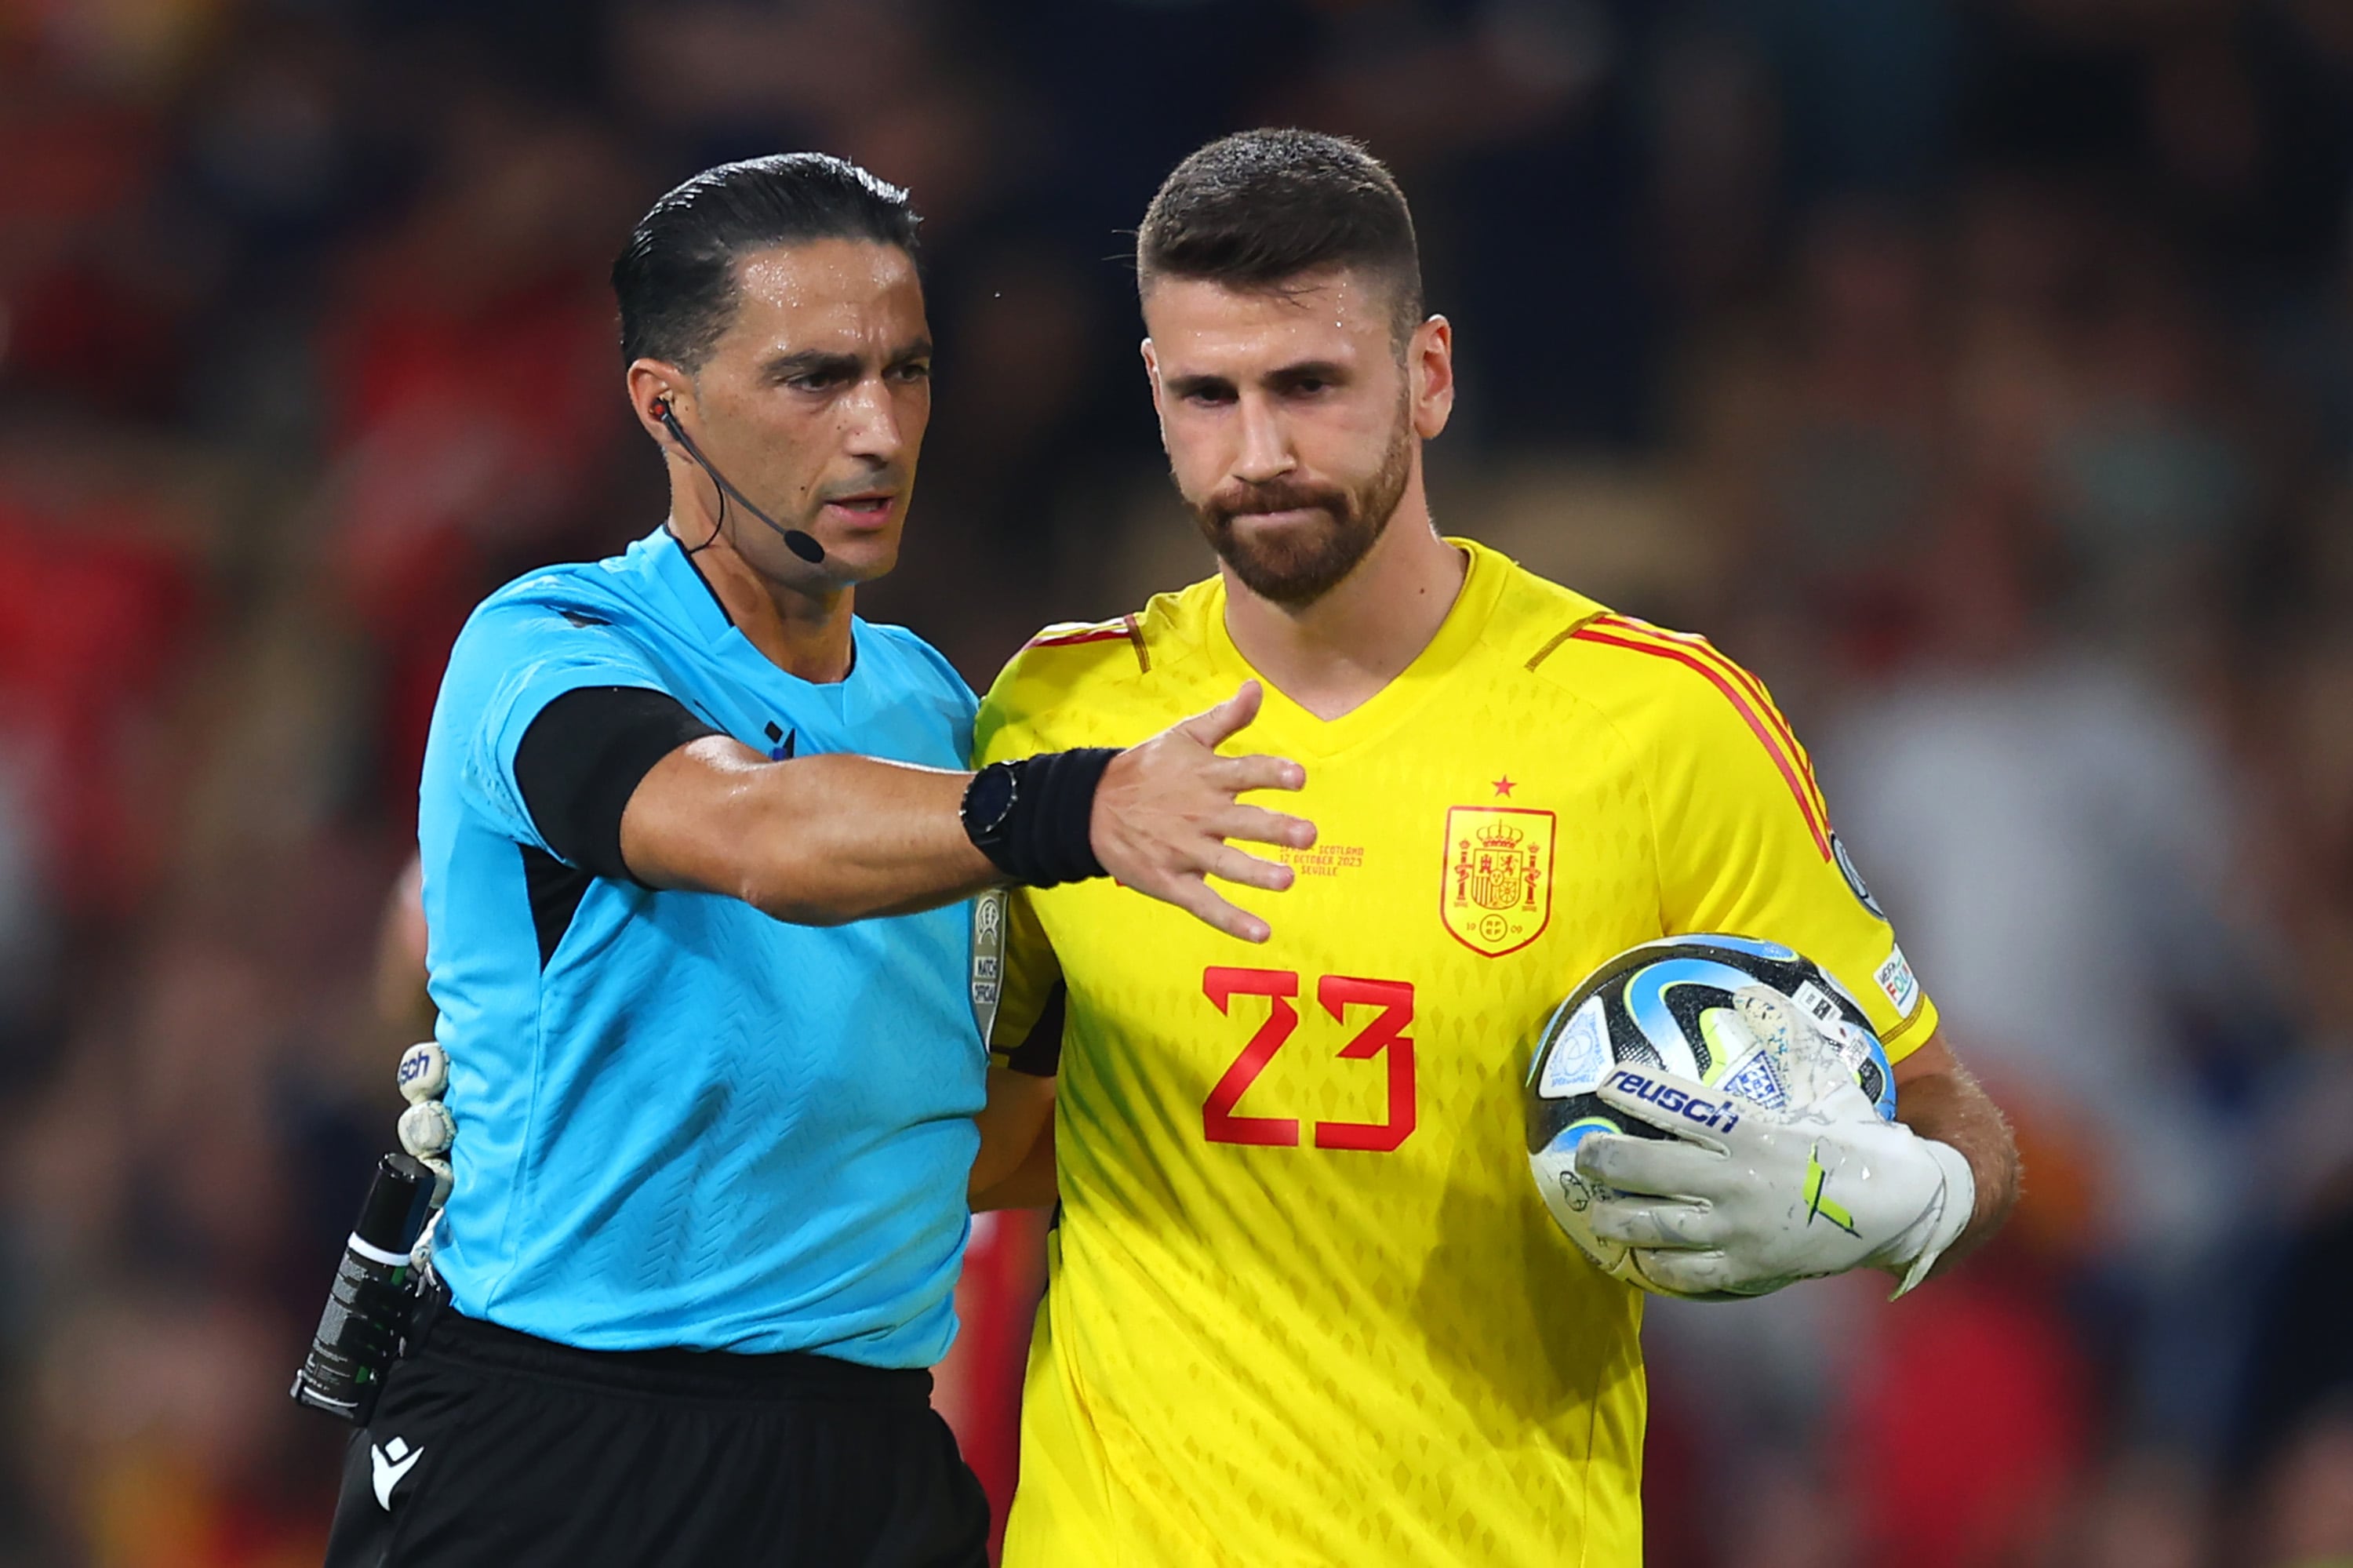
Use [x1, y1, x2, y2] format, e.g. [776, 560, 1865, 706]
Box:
[1888, 1140, 1977, 1300]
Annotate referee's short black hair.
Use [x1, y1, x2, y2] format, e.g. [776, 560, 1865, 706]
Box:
[1137, 129, 1423, 349]
[614, 153, 920, 371]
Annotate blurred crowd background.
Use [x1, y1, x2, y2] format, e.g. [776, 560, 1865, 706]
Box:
[2, 0, 2350, 1563]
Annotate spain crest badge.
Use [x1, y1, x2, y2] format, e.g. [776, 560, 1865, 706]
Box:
[1442, 806, 1555, 956]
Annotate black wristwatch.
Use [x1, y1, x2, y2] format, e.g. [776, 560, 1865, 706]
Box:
[962, 749, 1118, 886]
[960, 761, 1022, 857]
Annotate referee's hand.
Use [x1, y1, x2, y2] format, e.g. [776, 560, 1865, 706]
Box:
[1090, 682, 1314, 943]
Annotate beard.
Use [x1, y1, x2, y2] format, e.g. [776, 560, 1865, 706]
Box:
[1187, 406, 1415, 607]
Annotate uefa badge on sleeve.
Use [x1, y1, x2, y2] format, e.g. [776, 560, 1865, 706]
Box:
[1440, 806, 1555, 957]
[969, 888, 1006, 1044]
[1831, 831, 1885, 919]
[1875, 941, 1921, 1018]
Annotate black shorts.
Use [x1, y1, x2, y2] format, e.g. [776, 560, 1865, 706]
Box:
[322, 1289, 989, 1568]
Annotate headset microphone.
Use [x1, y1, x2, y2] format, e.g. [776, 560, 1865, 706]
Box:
[654, 400, 827, 566]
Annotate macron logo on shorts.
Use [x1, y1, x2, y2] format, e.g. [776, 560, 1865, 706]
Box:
[372, 1435, 424, 1509]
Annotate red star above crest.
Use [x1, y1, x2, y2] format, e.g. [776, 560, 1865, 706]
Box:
[1492, 775, 1516, 798]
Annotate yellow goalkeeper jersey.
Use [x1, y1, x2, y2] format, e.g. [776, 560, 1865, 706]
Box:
[974, 540, 1937, 1567]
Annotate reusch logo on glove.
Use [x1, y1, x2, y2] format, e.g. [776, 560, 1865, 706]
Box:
[1606, 1068, 1742, 1133]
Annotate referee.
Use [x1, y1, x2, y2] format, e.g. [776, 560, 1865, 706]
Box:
[322, 155, 1313, 1566]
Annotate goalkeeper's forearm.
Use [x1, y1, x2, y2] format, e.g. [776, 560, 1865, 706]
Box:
[972, 1122, 1058, 1211]
[1889, 1031, 2020, 1282]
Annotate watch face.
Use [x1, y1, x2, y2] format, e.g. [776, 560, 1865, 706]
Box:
[966, 765, 1017, 839]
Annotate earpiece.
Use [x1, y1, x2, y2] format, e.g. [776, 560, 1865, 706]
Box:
[651, 397, 826, 566]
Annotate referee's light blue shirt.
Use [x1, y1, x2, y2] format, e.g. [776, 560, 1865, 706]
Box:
[416, 525, 984, 1366]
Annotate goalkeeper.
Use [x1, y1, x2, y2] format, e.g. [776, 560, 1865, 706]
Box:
[964, 129, 2019, 1566]
[318, 153, 1312, 1568]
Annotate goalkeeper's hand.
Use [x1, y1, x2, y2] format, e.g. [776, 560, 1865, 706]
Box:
[1573, 1063, 1974, 1299]
[395, 1041, 455, 1207]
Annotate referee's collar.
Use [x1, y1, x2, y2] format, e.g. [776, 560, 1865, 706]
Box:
[639, 523, 864, 686]
[646, 522, 742, 642]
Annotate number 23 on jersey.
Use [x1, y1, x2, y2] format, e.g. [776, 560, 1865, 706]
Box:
[1201, 968, 1417, 1153]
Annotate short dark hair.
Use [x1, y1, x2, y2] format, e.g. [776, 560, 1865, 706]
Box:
[613, 153, 919, 370]
[1136, 129, 1423, 344]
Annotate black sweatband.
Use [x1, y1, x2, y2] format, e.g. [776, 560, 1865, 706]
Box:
[977, 748, 1119, 888]
[513, 686, 720, 883]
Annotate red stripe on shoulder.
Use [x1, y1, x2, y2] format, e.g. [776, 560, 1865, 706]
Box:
[1595, 616, 1832, 829]
[1024, 614, 1150, 673]
[1569, 624, 1834, 859]
[1026, 626, 1131, 649]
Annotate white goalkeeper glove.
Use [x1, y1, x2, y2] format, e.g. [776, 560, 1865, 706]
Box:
[1573, 1062, 1975, 1300]
[395, 1041, 455, 1207]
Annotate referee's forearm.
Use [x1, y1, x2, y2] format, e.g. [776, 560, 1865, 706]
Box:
[742, 755, 1001, 923]
[623, 741, 1002, 924]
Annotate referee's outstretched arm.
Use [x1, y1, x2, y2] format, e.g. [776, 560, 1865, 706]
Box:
[616, 680, 1311, 942]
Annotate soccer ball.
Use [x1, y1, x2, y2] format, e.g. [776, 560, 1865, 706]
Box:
[1524, 933, 1897, 1300]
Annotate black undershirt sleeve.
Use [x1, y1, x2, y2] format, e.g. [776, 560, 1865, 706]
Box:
[1001, 982, 1067, 1078]
[512, 686, 721, 883]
